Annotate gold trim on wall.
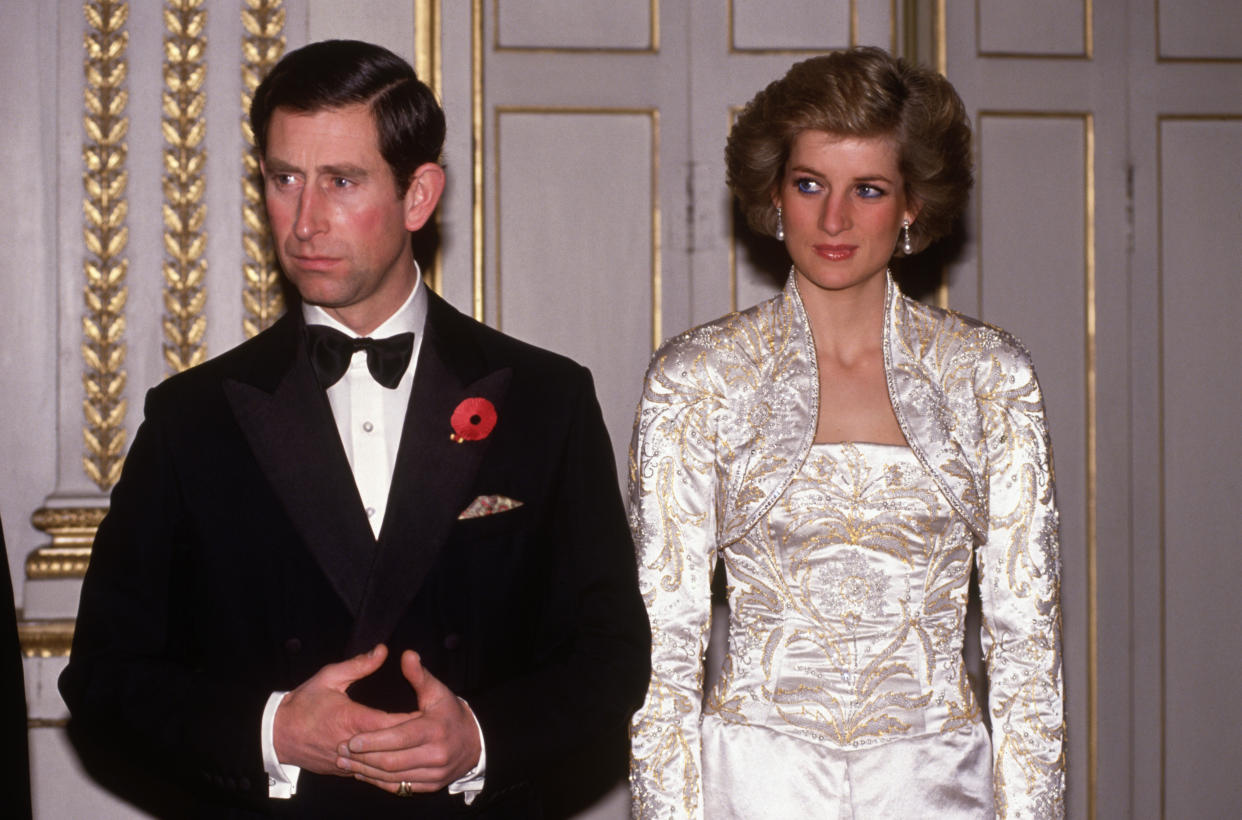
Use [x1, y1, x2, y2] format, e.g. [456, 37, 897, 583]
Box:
[27, 506, 107, 580]
[415, 0, 445, 295]
[240, 0, 286, 338]
[81, 0, 131, 492]
[18, 620, 76, 659]
[161, 0, 209, 375]
[651, 110, 662, 349]
[976, 109, 1098, 818]
[492, 0, 659, 53]
[472, 0, 485, 321]
[974, 0, 1094, 60]
[934, 0, 946, 74]
[1082, 114, 1098, 820]
[1155, 113, 1165, 820]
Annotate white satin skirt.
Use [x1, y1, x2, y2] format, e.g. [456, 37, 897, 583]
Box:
[701, 716, 994, 819]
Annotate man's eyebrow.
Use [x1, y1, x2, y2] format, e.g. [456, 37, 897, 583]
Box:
[262, 157, 299, 174]
[260, 160, 371, 180]
[320, 163, 370, 179]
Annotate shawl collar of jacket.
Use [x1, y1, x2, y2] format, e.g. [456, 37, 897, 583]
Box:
[221, 293, 512, 647]
[701, 271, 989, 547]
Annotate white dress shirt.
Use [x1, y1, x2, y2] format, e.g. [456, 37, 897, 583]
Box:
[261, 273, 486, 802]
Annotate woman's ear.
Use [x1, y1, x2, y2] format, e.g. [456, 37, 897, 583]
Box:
[903, 194, 923, 228]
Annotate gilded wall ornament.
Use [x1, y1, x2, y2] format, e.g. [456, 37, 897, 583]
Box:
[81, 0, 130, 491]
[241, 0, 286, 338]
[161, 0, 208, 374]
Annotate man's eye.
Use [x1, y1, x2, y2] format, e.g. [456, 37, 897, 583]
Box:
[331, 177, 353, 189]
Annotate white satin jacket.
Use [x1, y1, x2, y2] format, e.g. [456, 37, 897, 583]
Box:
[628, 272, 1065, 818]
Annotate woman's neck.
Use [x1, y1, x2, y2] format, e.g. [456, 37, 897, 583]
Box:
[795, 268, 888, 365]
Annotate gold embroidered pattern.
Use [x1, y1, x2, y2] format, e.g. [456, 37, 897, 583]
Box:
[161, 0, 208, 374]
[240, 0, 285, 338]
[723, 445, 954, 746]
[81, 0, 130, 491]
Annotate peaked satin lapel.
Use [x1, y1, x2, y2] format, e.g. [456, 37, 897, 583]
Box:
[223, 317, 376, 616]
[348, 294, 512, 653]
[884, 279, 989, 540]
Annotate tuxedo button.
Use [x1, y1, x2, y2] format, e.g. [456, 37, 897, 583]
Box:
[366, 507, 376, 518]
[239, 777, 251, 791]
[442, 633, 461, 650]
[283, 637, 302, 655]
[362, 420, 374, 433]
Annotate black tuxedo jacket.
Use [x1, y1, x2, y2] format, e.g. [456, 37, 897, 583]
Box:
[60, 292, 650, 818]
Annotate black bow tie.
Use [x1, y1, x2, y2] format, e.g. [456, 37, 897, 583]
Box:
[306, 325, 415, 389]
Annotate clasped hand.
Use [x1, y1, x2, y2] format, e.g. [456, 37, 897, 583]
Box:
[273, 644, 482, 796]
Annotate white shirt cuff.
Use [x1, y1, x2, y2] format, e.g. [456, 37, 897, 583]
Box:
[446, 698, 486, 804]
[262, 691, 302, 799]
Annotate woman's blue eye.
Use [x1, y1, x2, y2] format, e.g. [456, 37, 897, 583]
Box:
[795, 177, 821, 194]
[856, 184, 885, 198]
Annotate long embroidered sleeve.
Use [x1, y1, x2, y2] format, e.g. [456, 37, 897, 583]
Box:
[974, 337, 1065, 818]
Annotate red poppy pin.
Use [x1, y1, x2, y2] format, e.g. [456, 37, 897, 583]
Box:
[450, 397, 497, 443]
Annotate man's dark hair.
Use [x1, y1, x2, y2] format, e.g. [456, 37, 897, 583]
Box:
[250, 39, 446, 194]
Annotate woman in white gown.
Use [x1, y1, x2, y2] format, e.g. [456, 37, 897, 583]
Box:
[628, 47, 1064, 819]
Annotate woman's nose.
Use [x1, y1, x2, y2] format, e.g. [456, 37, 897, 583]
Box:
[821, 194, 851, 235]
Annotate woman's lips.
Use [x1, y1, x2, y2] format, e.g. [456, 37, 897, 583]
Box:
[813, 244, 857, 261]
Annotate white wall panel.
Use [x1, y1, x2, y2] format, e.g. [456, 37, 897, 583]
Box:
[496, 110, 655, 466]
[731, 0, 852, 51]
[1158, 117, 1242, 812]
[978, 0, 1089, 56]
[977, 114, 1092, 820]
[1158, 0, 1242, 59]
[306, 0, 415, 62]
[496, 0, 655, 50]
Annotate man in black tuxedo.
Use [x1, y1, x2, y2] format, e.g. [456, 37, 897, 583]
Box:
[60, 40, 649, 818]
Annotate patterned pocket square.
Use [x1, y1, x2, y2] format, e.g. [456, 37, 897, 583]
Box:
[458, 494, 524, 520]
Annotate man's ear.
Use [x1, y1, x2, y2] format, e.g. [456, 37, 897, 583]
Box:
[403, 162, 446, 232]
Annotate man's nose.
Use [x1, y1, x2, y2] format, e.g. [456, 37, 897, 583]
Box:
[293, 188, 326, 241]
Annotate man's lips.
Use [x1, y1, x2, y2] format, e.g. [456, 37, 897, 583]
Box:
[288, 254, 341, 271]
[813, 244, 857, 261]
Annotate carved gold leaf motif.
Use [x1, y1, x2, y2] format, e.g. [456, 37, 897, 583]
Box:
[161, 0, 208, 375]
[241, 0, 286, 338]
[80, 0, 130, 491]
